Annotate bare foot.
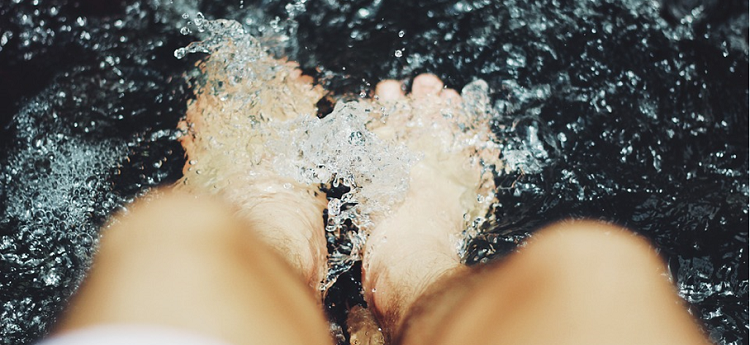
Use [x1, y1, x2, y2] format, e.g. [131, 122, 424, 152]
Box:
[363, 74, 500, 338]
[177, 48, 329, 291]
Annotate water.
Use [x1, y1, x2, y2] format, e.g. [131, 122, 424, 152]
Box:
[0, 0, 746, 344]
[173, 18, 500, 289]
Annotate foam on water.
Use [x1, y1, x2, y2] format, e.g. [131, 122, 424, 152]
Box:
[0, 88, 127, 341]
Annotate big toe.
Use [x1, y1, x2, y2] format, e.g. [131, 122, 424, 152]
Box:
[411, 74, 444, 98]
[375, 80, 405, 101]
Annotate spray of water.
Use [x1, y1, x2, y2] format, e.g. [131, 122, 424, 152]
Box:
[174, 15, 502, 289]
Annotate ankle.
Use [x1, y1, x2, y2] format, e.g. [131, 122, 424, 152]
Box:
[363, 215, 463, 331]
[361, 161, 472, 330]
[235, 181, 328, 289]
[363, 245, 462, 337]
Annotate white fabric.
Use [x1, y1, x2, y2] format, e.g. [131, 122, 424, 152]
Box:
[38, 324, 233, 345]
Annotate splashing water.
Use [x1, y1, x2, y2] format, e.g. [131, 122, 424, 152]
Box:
[269, 101, 416, 229]
[0, 1, 744, 344]
[1, 86, 129, 344]
[174, 15, 501, 289]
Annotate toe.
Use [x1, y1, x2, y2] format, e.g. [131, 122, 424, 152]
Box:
[411, 74, 444, 98]
[289, 68, 303, 79]
[375, 80, 405, 101]
[287, 67, 315, 85]
[439, 88, 462, 105]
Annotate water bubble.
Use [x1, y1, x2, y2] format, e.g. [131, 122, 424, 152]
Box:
[328, 198, 342, 216]
[194, 12, 207, 32]
[42, 271, 60, 287]
[357, 8, 371, 18]
[349, 131, 364, 145]
[0, 31, 12, 46]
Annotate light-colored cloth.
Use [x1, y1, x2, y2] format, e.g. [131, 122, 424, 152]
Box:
[38, 324, 233, 345]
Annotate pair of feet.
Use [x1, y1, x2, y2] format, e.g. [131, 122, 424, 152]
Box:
[178, 51, 499, 338]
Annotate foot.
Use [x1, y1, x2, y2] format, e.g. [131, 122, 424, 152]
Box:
[362, 74, 500, 336]
[177, 44, 329, 291]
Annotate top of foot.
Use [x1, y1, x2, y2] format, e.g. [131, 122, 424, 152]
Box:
[176, 34, 329, 289]
[361, 74, 501, 336]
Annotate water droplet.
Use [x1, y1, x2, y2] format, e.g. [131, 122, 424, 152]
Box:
[43, 270, 60, 286]
[174, 47, 186, 59]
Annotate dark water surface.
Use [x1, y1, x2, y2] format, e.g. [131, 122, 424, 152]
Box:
[0, 0, 747, 344]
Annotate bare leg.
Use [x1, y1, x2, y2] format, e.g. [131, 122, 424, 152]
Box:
[51, 54, 332, 343]
[177, 59, 328, 290]
[52, 191, 332, 345]
[365, 75, 709, 345]
[399, 220, 710, 345]
[363, 74, 497, 338]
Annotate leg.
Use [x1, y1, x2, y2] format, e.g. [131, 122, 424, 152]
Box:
[51, 47, 333, 343]
[398, 220, 710, 345]
[364, 75, 708, 344]
[52, 190, 332, 345]
[363, 74, 497, 339]
[178, 48, 328, 290]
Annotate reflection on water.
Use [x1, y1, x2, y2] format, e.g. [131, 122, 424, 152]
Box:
[0, 0, 746, 344]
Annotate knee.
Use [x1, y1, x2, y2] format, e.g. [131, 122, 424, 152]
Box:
[532, 219, 658, 259]
[526, 220, 668, 288]
[100, 189, 247, 256]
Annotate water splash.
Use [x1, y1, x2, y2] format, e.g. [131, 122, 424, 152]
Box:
[1, 1, 744, 344]
[174, 16, 417, 288]
[0, 87, 128, 342]
[174, 16, 504, 289]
